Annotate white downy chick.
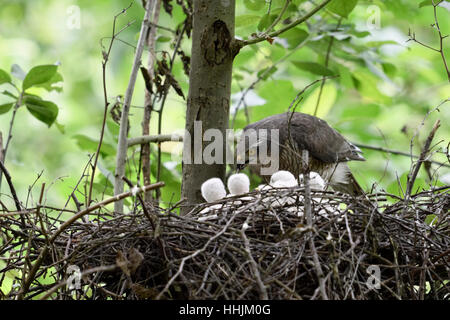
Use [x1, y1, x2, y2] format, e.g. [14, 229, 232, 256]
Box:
[226, 173, 252, 205]
[299, 172, 329, 217]
[269, 171, 298, 208]
[227, 173, 250, 196]
[270, 170, 297, 187]
[256, 171, 297, 193]
[299, 171, 325, 190]
[201, 178, 226, 203]
[200, 177, 227, 217]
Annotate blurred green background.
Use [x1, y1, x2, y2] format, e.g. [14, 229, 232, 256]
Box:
[0, 0, 448, 211]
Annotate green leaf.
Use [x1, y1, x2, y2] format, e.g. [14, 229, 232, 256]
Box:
[156, 36, 172, 43]
[300, 83, 337, 118]
[0, 103, 13, 115]
[365, 40, 399, 47]
[291, 61, 335, 76]
[254, 80, 297, 121]
[419, 0, 443, 8]
[55, 121, 65, 134]
[341, 104, 381, 119]
[0, 69, 11, 84]
[327, 0, 358, 18]
[23, 95, 58, 127]
[352, 70, 391, 104]
[151, 152, 181, 206]
[23, 64, 58, 91]
[257, 14, 277, 31]
[236, 15, 261, 28]
[281, 28, 308, 48]
[386, 172, 428, 199]
[72, 134, 116, 157]
[244, 0, 265, 11]
[348, 30, 370, 38]
[233, 73, 244, 81]
[11, 64, 26, 81]
[424, 214, 437, 226]
[106, 119, 120, 137]
[382, 63, 397, 77]
[34, 72, 63, 92]
[2, 90, 18, 100]
[257, 66, 277, 80]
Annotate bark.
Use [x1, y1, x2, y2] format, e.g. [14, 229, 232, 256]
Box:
[180, 0, 239, 212]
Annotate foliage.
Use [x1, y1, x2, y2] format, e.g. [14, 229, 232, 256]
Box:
[0, 0, 448, 207]
[0, 0, 448, 301]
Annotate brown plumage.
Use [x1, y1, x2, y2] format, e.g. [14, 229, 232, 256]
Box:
[236, 112, 366, 196]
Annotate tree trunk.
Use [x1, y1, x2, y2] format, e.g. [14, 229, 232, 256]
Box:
[180, 0, 239, 212]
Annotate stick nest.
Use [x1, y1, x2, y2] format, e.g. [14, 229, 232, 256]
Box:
[1, 187, 449, 300]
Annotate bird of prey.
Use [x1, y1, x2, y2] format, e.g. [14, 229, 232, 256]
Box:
[236, 112, 366, 196]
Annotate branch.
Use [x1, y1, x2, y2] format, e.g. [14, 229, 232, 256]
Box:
[355, 143, 450, 169]
[314, 18, 342, 116]
[231, 35, 313, 128]
[407, 1, 450, 82]
[154, 23, 187, 203]
[128, 133, 183, 147]
[263, 0, 290, 36]
[16, 181, 164, 300]
[240, 215, 268, 300]
[406, 120, 441, 198]
[88, 3, 135, 207]
[114, 0, 156, 214]
[52, 182, 164, 242]
[239, 0, 332, 47]
[39, 265, 117, 300]
[0, 92, 23, 190]
[432, 0, 450, 82]
[0, 159, 24, 225]
[140, 0, 161, 202]
[302, 149, 328, 300]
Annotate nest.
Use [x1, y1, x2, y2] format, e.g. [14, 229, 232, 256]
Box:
[1, 186, 449, 300]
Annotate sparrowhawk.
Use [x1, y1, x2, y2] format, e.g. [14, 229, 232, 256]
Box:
[236, 112, 365, 196]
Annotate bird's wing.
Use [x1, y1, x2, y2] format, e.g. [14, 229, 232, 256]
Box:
[242, 112, 365, 163]
[285, 113, 365, 163]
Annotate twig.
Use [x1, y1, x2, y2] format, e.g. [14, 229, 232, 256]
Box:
[314, 18, 342, 116]
[262, 0, 290, 36]
[128, 133, 183, 146]
[231, 31, 314, 128]
[302, 149, 328, 300]
[240, 215, 268, 300]
[0, 92, 23, 190]
[141, 0, 161, 202]
[155, 200, 259, 300]
[406, 120, 441, 198]
[0, 160, 24, 225]
[35, 183, 50, 245]
[114, 0, 156, 214]
[52, 182, 164, 242]
[39, 264, 117, 300]
[355, 143, 450, 168]
[240, 0, 332, 47]
[432, 0, 450, 82]
[88, 3, 135, 206]
[407, 1, 450, 82]
[15, 181, 164, 300]
[154, 23, 187, 202]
